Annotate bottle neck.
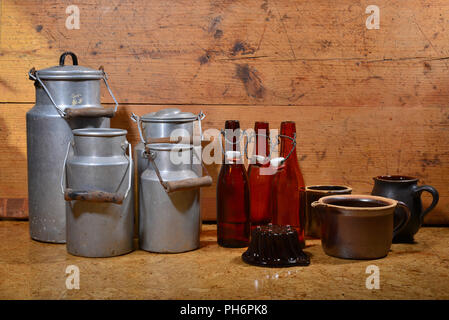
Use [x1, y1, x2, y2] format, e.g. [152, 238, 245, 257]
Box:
[254, 122, 270, 157]
[280, 122, 297, 161]
[224, 120, 241, 152]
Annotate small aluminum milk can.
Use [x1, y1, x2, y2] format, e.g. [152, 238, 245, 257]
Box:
[62, 128, 134, 257]
[139, 143, 212, 253]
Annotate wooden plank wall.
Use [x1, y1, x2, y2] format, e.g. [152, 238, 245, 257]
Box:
[0, 0, 448, 223]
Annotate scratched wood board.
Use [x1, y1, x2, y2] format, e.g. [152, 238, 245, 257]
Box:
[1, 1, 449, 106]
[1, 104, 448, 223]
[0, 0, 448, 222]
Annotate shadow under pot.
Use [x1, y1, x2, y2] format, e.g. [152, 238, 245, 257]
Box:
[312, 195, 411, 260]
[371, 175, 439, 243]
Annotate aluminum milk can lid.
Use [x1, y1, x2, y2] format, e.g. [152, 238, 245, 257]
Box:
[35, 52, 104, 80]
[141, 108, 198, 123]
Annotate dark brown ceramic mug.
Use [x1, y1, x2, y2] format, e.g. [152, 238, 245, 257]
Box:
[303, 185, 352, 238]
[312, 195, 411, 260]
[371, 175, 439, 243]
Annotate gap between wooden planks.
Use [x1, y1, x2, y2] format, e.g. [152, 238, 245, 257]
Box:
[1, 103, 448, 224]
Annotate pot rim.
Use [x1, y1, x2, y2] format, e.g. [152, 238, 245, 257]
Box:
[72, 128, 127, 137]
[141, 118, 197, 123]
[316, 194, 397, 211]
[306, 185, 352, 194]
[147, 143, 193, 151]
[373, 175, 418, 183]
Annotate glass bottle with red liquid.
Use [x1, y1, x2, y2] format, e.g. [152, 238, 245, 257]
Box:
[248, 122, 274, 231]
[216, 120, 250, 247]
[272, 121, 306, 247]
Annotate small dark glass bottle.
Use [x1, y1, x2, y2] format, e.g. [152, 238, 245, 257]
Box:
[248, 122, 273, 231]
[216, 120, 250, 247]
[272, 121, 306, 247]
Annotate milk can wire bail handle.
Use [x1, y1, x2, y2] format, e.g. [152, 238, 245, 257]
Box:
[60, 140, 133, 204]
[131, 113, 146, 144]
[28, 67, 66, 118]
[29, 52, 118, 119]
[63, 64, 118, 119]
[197, 110, 206, 141]
[131, 112, 207, 145]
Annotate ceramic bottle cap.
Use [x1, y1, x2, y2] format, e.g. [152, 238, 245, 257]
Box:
[226, 151, 241, 161]
[270, 157, 285, 168]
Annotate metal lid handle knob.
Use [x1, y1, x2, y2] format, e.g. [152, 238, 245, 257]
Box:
[59, 52, 78, 66]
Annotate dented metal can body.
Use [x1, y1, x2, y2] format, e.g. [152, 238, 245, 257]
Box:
[27, 52, 116, 243]
[64, 128, 134, 257]
[139, 144, 200, 253]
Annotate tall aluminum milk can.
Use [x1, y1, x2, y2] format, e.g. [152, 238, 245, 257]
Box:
[27, 52, 118, 243]
[139, 143, 212, 253]
[62, 128, 134, 257]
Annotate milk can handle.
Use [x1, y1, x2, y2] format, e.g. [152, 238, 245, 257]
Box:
[28, 68, 66, 117]
[64, 66, 118, 119]
[197, 111, 205, 140]
[131, 112, 207, 144]
[131, 113, 146, 144]
[61, 141, 133, 204]
[145, 146, 213, 193]
[28, 53, 118, 119]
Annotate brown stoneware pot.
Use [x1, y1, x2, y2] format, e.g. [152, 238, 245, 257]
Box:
[312, 195, 411, 260]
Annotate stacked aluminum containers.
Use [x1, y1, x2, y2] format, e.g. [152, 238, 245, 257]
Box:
[131, 108, 212, 253]
[27, 52, 118, 243]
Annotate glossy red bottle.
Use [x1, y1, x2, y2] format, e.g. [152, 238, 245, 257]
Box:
[248, 122, 273, 231]
[272, 121, 306, 246]
[217, 120, 250, 247]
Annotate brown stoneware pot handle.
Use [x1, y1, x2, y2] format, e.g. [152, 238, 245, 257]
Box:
[165, 176, 213, 193]
[64, 189, 124, 204]
[64, 107, 115, 119]
[413, 185, 439, 219]
[311, 201, 325, 208]
[393, 201, 411, 238]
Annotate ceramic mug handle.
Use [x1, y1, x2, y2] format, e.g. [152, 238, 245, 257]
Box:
[393, 201, 411, 239]
[413, 185, 439, 220]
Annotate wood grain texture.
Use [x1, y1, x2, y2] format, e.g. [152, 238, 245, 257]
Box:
[1, 104, 448, 223]
[1, 0, 449, 106]
[1, 1, 448, 222]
